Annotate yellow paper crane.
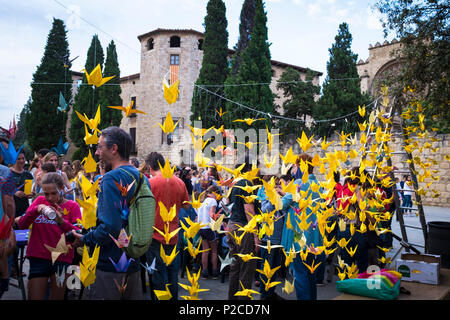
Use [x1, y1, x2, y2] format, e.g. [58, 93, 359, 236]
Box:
[44, 234, 72, 264]
[157, 112, 180, 134]
[321, 136, 333, 151]
[266, 126, 281, 151]
[279, 147, 297, 165]
[234, 281, 260, 300]
[76, 195, 97, 230]
[84, 124, 100, 145]
[263, 153, 276, 168]
[179, 268, 209, 299]
[76, 105, 101, 131]
[107, 100, 147, 117]
[159, 159, 176, 179]
[183, 191, 204, 210]
[153, 223, 181, 245]
[81, 149, 97, 174]
[282, 246, 297, 267]
[233, 118, 265, 126]
[79, 174, 100, 198]
[297, 131, 314, 152]
[154, 284, 172, 300]
[303, 260, 322, 274]
[215, 107, 227, 118]
[158, 201, 177, 223]
[282, 278, 295, 295]
[358, 105, 366, 117]
[160, 244, 179, 266]
[185, 237, 210, 259]
[76, 245, 100, 288]
[163, 79, 180, 104]
[180, 216, 205, 239]
[235, 252, 262, 263]
[83, 64, 115, 88]
[256, 259, 281, 281]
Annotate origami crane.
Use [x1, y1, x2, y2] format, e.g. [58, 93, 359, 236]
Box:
[83, 64, 115, 88]
[81, 149, 97, 174]
[263, 154, 276, 168]
[215, 107, 227, 118]
[282, 278, 295, 295]
[179, 268, 209, 300]
[163, 79, 179, 104]
[58, 92, 72, 113]
[154, 284, 172, 300]
[76, 245, 100, 287]
[159, 159, 176, 179]
[44, 234, 72, 264]
[279, 147, 297, 165]
[157, 112, 180, 134]
[109, 252, 134, 272]
[153, 223, 180, 245]
[109, 228, 132, 248]
[256, 259, 281, 282]
[0, 140, 23, 165]
[180, 216, 204, 239]
[235, 252, 262, 263]
[185, 237, 210, 259]
[141, 257, 157, 275]
[51, 137, 69, 156]
[84, 124, 100, 145]
[297, 131, 314, 152]
[160, 244, 179, 266]
[233, 118, 265, 126]
[183, 191, 204, 210]
[75, 105, 101, 131]
[219, 252, 235, 272]
[234, 281, 260, 300]
[158, 201, 177, 223]
[107, 100, 147, 117]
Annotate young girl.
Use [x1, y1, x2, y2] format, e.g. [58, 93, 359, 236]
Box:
[197, 185, 220, 280]
[15, 172, 81, 300]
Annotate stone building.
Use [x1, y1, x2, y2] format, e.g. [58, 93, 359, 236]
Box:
[118, 28, 322, 164]
[356, 38, 402, 97]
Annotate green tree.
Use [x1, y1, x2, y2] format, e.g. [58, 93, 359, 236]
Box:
[223, 0, 274, 131]
[190, 0, 229, 129]
[25, 18, 71, 152]
[69, 34, 104, 160]
[98, 40, 123, 128]
[230, 0, 255, 76]
[276, 68, 320, 140]
[15, 98, 34, 161]
[312, 22, 370, 137]
[375, 0, 449, 133]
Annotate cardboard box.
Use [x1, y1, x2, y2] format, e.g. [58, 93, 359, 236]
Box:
[395, 253, 441, 285]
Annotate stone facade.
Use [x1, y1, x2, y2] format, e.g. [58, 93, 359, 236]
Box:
[356, 39, 402, 96]
[118, 28, 322, 165]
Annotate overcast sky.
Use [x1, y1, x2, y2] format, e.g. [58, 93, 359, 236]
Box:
[0, 0, 392, 129]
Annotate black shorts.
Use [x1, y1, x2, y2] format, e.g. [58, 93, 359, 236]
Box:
[28, 257, 70, 280]
[199, 229, 218, 242]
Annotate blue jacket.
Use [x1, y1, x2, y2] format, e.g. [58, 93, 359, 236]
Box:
[82, 165, 149, 273]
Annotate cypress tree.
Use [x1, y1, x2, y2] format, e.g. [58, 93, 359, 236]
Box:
[312, 22, 371, 137]
[69, 34, 104, 160]
[230, 0, 256, 76]
[25, 18, 71, 152]
[98, 40, 122, 128]
[190, 0, 229, 129]
[223, 0, 274, 131]
[276, 68, 320, 139]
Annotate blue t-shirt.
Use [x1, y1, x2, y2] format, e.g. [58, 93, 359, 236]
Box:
[82, 165, 149, 273]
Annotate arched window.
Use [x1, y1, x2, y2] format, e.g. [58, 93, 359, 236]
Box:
[170, 35, 181, 47]
[147, 38, 154, 50]
[198, 39, 204, 50]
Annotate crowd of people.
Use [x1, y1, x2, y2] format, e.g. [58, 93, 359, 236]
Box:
[0, 126, 403, 300]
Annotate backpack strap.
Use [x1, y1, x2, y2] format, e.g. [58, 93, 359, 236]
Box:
[119, 168, 144, 205]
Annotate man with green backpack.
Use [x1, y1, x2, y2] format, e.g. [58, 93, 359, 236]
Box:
[72, 126, 155, 300]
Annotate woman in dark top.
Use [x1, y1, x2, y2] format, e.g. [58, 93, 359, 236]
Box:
[11, 151, 34, 217]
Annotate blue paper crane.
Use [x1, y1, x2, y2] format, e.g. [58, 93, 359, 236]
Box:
[51, 137, 69, 156]
[0, 140, 23, 165]
[58, 92, 73, 113]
